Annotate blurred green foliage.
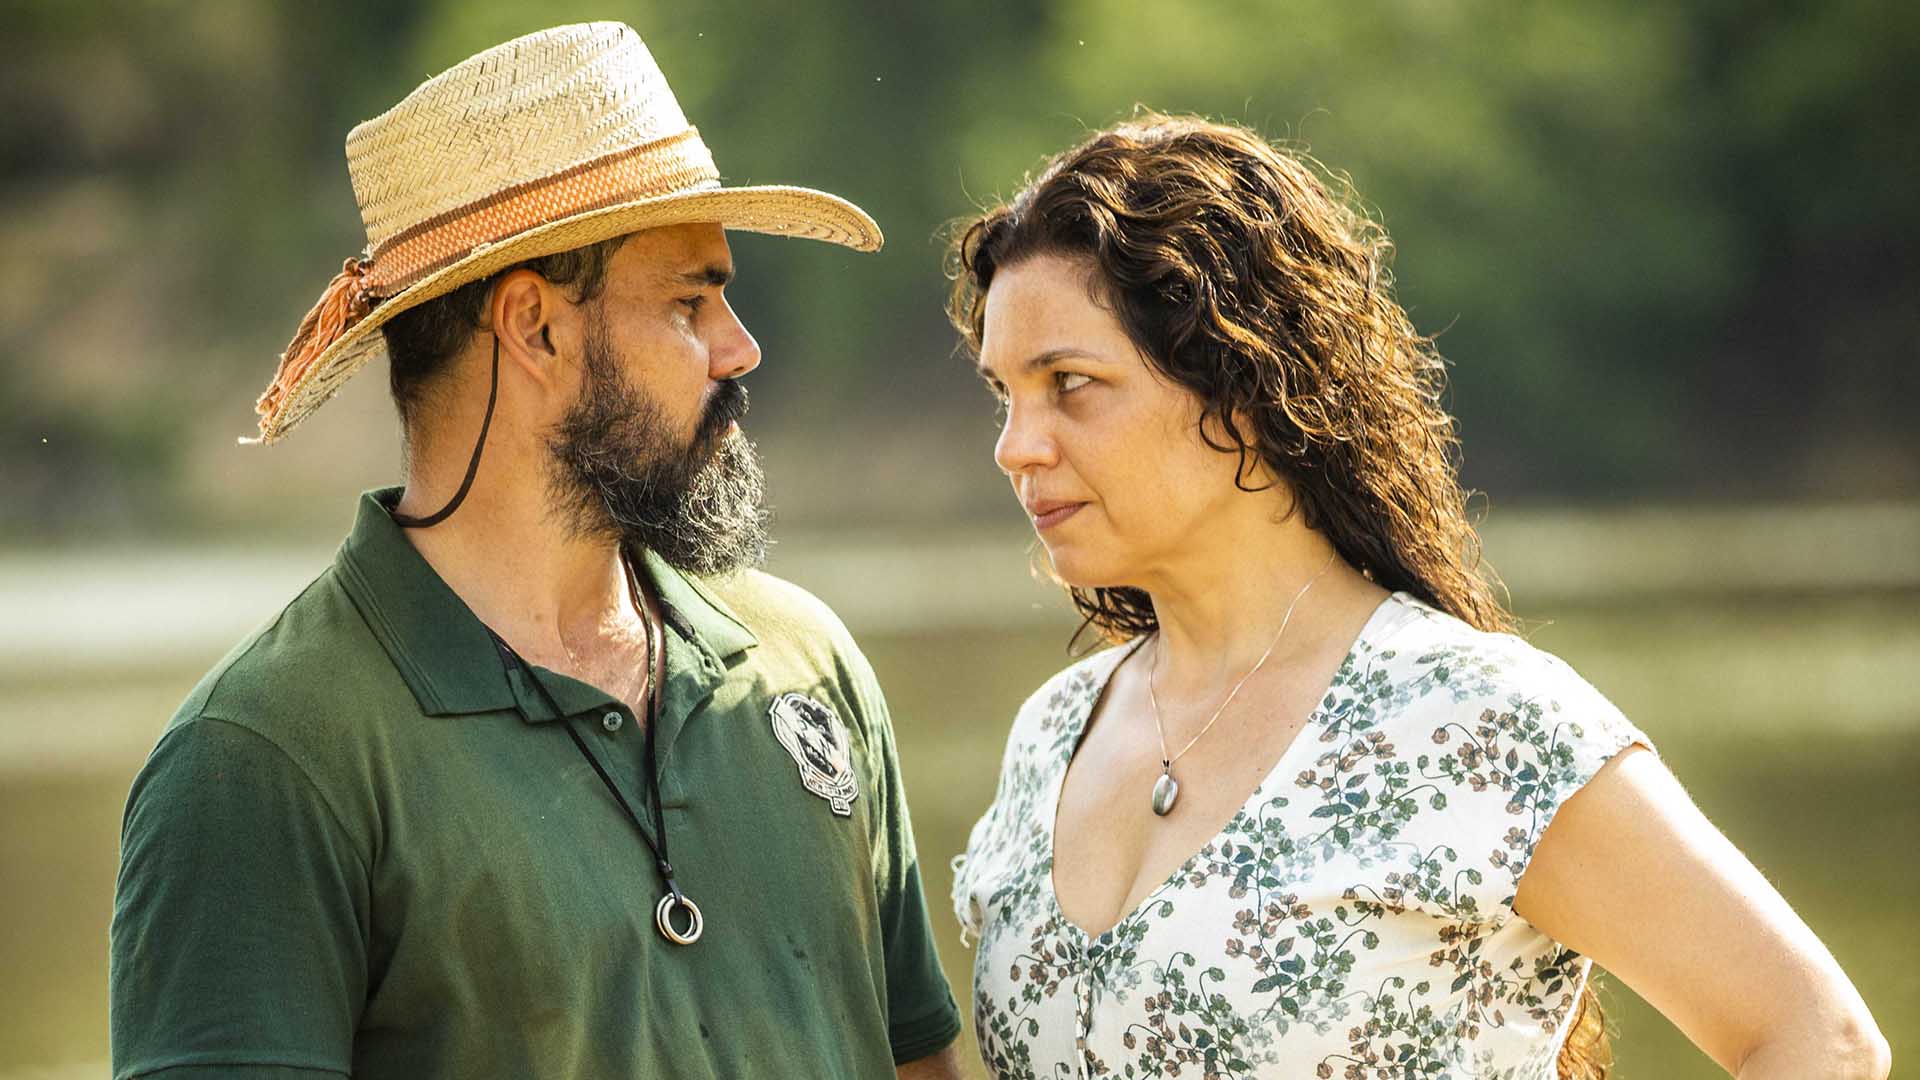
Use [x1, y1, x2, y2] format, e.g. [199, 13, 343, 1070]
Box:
[4, 0, 1916, 534]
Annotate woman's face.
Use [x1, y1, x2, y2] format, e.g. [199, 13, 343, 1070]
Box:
[976, 253, 1260, 589]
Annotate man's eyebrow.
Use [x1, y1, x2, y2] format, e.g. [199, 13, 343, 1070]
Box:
[976, 347, 1101, 381]
[675, 264, 734, 288]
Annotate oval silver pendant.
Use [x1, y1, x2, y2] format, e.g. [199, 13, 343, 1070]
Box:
[1151, 771, 1180, 816]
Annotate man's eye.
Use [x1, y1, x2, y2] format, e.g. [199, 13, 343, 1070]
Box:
[1055, 371, 1092, 394]
[679, 296, 706, 313]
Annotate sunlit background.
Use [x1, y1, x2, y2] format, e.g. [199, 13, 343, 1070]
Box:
[4, 2, 1916, 1077]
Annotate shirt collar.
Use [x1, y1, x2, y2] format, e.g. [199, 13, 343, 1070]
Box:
[334, 487, 757, 720]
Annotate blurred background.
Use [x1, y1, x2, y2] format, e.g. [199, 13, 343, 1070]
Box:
[3, 1, 1915, 1076]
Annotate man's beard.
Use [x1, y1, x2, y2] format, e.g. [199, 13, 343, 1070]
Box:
[545, 314, 769, 576]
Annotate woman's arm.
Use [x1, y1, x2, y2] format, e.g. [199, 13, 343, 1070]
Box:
[1514, 745, 1891, 1079]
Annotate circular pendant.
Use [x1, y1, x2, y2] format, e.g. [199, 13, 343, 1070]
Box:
[1151, 771, 1180, 816]
[655, 891, 704, 945]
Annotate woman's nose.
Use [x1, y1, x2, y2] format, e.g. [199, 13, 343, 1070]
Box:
[993, 402, 1058, 476]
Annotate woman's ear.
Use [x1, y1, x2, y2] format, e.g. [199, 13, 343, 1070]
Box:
[1205, 405, 1289, 498]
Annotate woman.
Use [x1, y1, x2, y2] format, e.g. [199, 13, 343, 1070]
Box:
[946, 114, 1888, 1079]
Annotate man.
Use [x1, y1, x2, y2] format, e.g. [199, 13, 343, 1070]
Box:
[109, 23, 964, 1079]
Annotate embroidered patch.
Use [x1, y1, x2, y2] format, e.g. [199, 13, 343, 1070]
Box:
[766, 692, 859, 817]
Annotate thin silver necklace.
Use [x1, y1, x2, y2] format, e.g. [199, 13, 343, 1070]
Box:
[1146, 552, 1338, 817]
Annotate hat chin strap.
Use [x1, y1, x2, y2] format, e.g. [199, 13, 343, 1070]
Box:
[392, 334, 500, 529]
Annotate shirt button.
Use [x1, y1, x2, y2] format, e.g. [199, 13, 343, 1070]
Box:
[601, 710, 624, 732]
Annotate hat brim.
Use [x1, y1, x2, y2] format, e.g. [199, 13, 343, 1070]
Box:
[253, 183, 882, 444]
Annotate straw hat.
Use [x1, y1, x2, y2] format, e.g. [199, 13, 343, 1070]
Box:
[247, 21, 882, 444]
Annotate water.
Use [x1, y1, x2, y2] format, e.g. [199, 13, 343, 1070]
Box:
[1, 593, 1912, 1077]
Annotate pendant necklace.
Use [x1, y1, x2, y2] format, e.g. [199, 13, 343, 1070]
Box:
[1146, 552, 1337, 817]
[486, 553, 703, 944]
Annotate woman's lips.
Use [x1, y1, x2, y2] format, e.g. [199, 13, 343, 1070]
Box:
[1029, 502, 1086, 531]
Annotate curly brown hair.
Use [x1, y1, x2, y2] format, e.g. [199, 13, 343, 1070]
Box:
[946, 111, 1610, 1079]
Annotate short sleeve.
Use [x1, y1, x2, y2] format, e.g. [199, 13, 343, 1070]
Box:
[949, 689, 1036, 947]
[949, 809, 994, 948]
[1429, 651, 1655, 923]
[111, 716, 369, 1079]
[845, 658, 963, 1064]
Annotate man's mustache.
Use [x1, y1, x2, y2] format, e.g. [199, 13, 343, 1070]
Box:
[693, 380, 749, 453]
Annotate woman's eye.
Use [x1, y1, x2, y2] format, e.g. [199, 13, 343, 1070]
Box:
[1055, 371, 1092, 394]
[982, 384, 1009, 421]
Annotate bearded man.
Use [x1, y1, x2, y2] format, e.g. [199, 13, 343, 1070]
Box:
[108, 23, 963, 1080]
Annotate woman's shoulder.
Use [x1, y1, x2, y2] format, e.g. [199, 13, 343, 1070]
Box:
[953, 641, 1141, 941]
[1374, 591, 1597, 676]
[1340, 594, 1654, 923]
[1028, 638, 1139, 699]
[1004, 639, 1141, 745]
[1359, 592, 1611, 705]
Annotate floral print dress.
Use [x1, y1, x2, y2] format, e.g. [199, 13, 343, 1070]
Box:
[952, 592, 1653, 1080]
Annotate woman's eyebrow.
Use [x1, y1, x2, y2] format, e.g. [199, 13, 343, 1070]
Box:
[976, 347, 1103, 381]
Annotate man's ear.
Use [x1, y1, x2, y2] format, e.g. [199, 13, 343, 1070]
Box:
[489, 269, 565, 390]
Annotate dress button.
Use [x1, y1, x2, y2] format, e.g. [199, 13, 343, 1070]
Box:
[601, 710, 624, 732]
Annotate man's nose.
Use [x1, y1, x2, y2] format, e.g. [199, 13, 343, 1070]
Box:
[710, 297, 762, 381]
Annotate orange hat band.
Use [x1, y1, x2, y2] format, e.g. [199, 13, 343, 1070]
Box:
[253, 128, 716, 431]
[363, 127, 718, 296]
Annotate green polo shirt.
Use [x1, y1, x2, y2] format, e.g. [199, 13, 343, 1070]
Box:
[110, 488, 960, 1078]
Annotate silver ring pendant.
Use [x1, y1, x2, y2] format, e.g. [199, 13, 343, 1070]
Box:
[655, 892, 704, 945]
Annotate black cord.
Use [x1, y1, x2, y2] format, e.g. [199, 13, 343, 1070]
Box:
[483, 554, 675, 885]
[392, 334, 500, 529]
[558, 702, 672, 880]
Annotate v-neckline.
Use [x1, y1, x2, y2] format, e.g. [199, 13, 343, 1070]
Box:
[1043, 591, 1412, 945]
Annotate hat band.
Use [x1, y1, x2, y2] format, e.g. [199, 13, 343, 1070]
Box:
[363, 127, 720, 296]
